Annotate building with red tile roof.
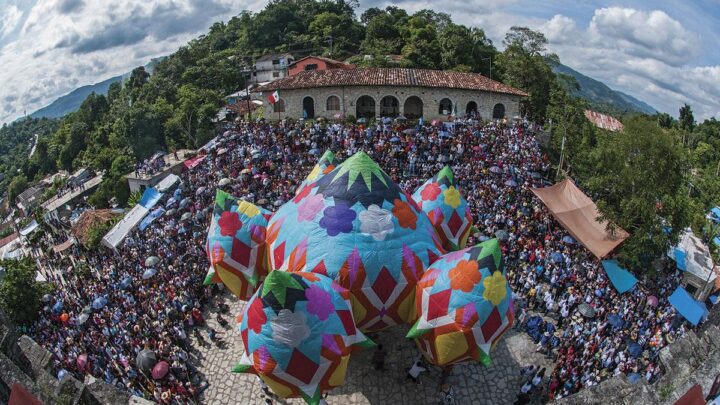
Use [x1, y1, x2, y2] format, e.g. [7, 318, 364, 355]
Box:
[256, 68, 526, 121]
[288, 56, 355, 76]
[584, 110, 624, 132]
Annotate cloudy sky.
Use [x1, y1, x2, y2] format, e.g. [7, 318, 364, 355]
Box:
[0, 0, 718, 124]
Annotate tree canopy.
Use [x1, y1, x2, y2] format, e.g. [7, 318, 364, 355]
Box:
[0, 259, 44, 325]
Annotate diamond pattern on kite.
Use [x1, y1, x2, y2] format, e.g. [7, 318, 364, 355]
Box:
[373, 267, 396, 303]
[286, 349, 319, 384]
[412, 166, 474, 251]
[408, 239, 513, 366]
[265, 151, 443, 331]
[206, 189, 271, 300]
[236, 271, 372, 403]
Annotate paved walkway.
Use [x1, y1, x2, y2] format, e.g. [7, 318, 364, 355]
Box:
[191, 291, 554, 405]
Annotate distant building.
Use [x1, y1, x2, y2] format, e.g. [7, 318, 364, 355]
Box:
[584, 110, 624, 132]
[288, 56, 355, 76]
[125, 150, 195, 193]
[256, 67, 526, 121]
[16, 185, 45, 215]
[251, 53, 294, 84]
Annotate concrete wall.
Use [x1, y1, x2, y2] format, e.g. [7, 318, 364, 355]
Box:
[261, 85, 522, 121]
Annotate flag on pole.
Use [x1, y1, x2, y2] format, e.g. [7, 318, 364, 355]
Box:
[267, 90, 280, 104]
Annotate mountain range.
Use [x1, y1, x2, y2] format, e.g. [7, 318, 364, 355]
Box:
[553, 63, 657, 115]
[29, 60, 657, 120]
[28, 59, 161, 119]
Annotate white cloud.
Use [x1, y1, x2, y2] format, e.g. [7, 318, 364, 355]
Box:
[0, 5, 22, 40]
[587, 8, 696, 67]
[541, 15, 576, 44]
[541, 7, 719, 119]
[0, 0, 264, 123]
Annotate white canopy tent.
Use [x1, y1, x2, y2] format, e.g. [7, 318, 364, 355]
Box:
[155, 174, 180, 192]
[101, 204, 149, 249]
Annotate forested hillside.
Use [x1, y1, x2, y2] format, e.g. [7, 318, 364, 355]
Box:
[0, 118, 59, 201]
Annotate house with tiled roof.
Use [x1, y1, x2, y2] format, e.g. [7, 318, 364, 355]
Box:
[288, 56, 355, 76]
[584, 110, 624, 132]
[255, 67, 526, 121]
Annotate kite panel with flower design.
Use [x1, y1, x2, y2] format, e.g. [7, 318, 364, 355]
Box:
[266, 151, 445, 331]
[206, 189, 273, 300]
[234, 270, 372, 404]
[407, 239, 514, 366]
[412, 166, 474, 251]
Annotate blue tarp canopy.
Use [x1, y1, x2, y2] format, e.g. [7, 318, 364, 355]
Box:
[669, 287, 708, 326]
[714, 237, 720, 247]
[138, 208, 165, 231]
[601, 260, 638, 293]
[711, 207, 720, 222]
[138, 188, 162, 209]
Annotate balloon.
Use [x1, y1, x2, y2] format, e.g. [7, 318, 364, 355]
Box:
[412, 166, 473, 251]
[266, 152, 445, 331]
[206, 190, 272, 300]
[408, 239, 514, 366]
[235, 271, 372, 404]
[60, 313, 69, 322]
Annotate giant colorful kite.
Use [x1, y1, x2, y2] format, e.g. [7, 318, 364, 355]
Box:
[408, 239, 514, 366]
[267, 151, 445, 331]
[234, 270, 372, 404]
[202, 151, 513, 403]
[206, 189, 272, 300]
[412, 166, 474, 251]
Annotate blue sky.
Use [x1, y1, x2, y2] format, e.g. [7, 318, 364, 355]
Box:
[0, 0, 717, 123]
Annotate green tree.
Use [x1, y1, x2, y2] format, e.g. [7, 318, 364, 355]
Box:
[657, 112, 675, 129]
[165, 84, 221, 148]
[400, 15, 442, 69]
[584, 117, 691, 271]
[496, 27, 557, 121]
[308, 12, 364, 57]
[361, 12, 403, 55]
[679, 103, 695, 132]
[8, 174, 28, 202]
[0, 259, 43, 325]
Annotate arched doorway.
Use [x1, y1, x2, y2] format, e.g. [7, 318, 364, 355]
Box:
[403, 96, 423, 119]
[380, 96, 400, 117]
[439, 98, 452, 115]
[356, 95, 375, 119]
[466, 101, 478, 115]
[303, 96, 315, 119]
[492, 103, 505, 119]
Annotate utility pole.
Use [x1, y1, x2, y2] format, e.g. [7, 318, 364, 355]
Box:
[326, 36, 333, 57]
[239, 67, 255, 122]
[481, 57, 492, 80]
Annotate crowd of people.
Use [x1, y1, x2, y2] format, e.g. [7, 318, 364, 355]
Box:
[24, 116, 693, 404]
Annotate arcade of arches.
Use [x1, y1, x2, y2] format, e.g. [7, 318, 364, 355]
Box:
[262, 86, 521, 121]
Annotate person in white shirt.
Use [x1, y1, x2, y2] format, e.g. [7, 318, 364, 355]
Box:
[406, 358, 427, 384]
